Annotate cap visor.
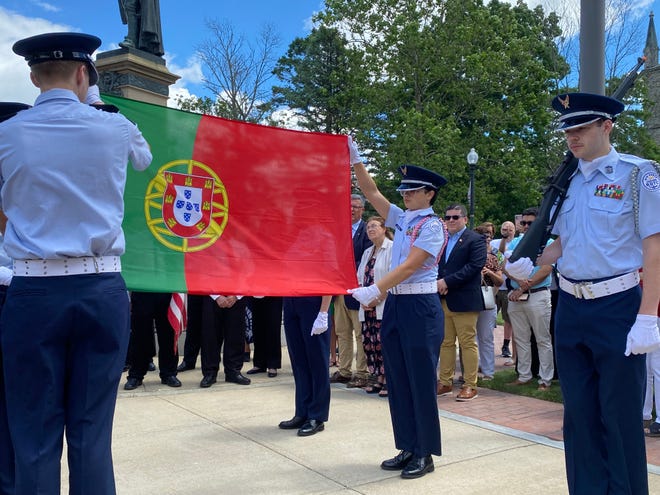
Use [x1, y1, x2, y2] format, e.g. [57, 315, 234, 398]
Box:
[556, 116, 600, 132]
[396, 184, 426, 192]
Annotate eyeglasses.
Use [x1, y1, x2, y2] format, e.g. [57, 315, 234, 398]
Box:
[350, 205, 364, 210]
[520, 220, 534, 226]
[444, 215, 464, 221]
[399, 189, 424, 197]
[366, 224, 383, 230]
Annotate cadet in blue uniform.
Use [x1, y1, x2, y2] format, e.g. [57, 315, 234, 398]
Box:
[279, 295, 332, 436]
[0, 103, 30, 495]
[348, 139, 447, 479]
[516, 93, 660, 494]
[0, 33, 152, 495]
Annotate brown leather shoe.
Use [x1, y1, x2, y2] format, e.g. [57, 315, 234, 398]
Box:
[537, 383, 551, 391]
[455, 386, 478, 402]
[437, 384, 453, 396]
[329, 370, 351, 384]
[508, 379, 528, 386]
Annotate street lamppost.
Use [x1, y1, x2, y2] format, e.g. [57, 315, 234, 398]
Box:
[467, 148, 479, 229]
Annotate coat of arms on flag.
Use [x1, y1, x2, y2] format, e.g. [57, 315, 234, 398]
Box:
[162, 171, 214, 238]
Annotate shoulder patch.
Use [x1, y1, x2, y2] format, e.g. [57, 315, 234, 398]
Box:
[427, 220, 442, 233]
[641, 170, 660, 192]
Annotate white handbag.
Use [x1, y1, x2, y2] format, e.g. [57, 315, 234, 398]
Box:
[481, 283, 496, 310]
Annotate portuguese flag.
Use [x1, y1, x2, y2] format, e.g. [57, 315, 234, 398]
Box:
[103, 95, 356, 296]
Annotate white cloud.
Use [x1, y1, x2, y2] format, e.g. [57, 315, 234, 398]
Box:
[0, 7, 71, 103]
[164, 52, 204, 107]
[31, 1, 61, 13]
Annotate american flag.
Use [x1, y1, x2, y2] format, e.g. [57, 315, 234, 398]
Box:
[167, 293, 187, 353]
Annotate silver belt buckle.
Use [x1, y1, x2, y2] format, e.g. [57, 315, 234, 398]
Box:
[573, 282, 583, 299]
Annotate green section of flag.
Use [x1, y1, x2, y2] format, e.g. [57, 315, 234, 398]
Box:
[104, 95, 202, 292]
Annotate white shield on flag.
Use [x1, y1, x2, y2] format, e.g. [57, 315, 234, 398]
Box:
[173, 185, 203, 227]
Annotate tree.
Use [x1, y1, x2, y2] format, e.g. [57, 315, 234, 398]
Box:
[318, 0, 569, 225]
[176, 20, 281, 122]
[544, 0, 648, 90]
[271, 26, 364, 134]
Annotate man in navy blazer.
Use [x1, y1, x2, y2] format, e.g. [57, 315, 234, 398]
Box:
[436, 204, 487, 401]
[331, 194, 373, 387]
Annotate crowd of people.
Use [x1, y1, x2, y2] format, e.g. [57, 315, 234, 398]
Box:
[1, 29, 660, 495]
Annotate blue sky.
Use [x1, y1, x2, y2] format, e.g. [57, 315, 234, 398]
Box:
[0, 0, 323, 103]
[0, 0, 658, 105]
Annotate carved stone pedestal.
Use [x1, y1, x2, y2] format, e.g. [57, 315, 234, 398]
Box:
[96, 47, 179, 106]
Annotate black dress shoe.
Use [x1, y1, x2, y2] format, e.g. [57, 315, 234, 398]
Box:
[297, 419, 325, 436]
[148, 361, 157, 372]
[401, 455, 434, 479]
[267, 369, 278, 378]
[200, 375, 217, 388]
[278, 416, 306, 429]
[381, 450, 414, 471]
[124, 377, 143, 391]
[225, 372, 251, 385]
[246, 367, 266, 375]
[177, 361, 195, 372]
[161, 376, 182, 387]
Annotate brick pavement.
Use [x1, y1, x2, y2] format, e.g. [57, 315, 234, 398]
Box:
[439, 325, 660, 468]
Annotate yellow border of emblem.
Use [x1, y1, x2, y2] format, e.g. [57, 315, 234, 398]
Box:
[144, 159, 229, 253]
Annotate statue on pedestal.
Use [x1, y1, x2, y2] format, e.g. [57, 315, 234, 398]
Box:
[118, 0, 164, 56]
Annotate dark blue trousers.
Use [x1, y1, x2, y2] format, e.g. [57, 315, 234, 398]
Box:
[128, 291, 178, 380]
[0, 273, 130, 495]
[283, 297, 330, 422]
[380, 293, 444, 457]
[0, 285, 13, 495]
[556, 286, 647, 495]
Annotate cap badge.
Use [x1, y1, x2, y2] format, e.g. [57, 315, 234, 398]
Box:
[558, 95, 570, 109]
[401, 165, 407, 177]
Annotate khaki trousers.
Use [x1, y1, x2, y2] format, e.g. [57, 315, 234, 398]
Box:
[439, 299, 479, 389]
[333, 296, 368, 379]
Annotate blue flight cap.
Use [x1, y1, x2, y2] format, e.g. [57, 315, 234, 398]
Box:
[552, 92, 624, 131]
[0, 102, 31, 123]
[396, 164, 448, 191]
[13, 32, 101, 86]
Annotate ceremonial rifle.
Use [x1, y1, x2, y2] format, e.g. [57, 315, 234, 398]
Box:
[508, 55, 647, 263]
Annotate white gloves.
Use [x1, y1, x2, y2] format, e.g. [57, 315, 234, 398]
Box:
[0, 266, 12, 286]
[84, 85, 102, 105]
[625, 314, 660, 356]
[504, 251, 534, 280]
[311, 311, 329, 336]
[348, 136, 363, 165]
[348, 285, 382, 307]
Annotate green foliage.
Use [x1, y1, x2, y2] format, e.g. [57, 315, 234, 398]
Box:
[318, 0, 569, 225]
[478, 368, 564, 404]
[272, 26, 366, 133]
[186, 0, 660, 226]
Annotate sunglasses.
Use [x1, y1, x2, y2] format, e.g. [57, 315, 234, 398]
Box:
[444, 215, 464, 221]
[520, 220, 534, 226]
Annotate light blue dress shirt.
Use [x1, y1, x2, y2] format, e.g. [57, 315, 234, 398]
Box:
[552, 147, 660, 280]
[444, 226, 466, 261]
[0, 89, 152, 260]
[384, 203, 445, 284]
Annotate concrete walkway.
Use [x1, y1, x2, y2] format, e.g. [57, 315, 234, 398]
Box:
[59, 347, 660, 495]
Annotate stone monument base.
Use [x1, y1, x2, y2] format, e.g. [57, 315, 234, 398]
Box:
[96, 47, 179, 106]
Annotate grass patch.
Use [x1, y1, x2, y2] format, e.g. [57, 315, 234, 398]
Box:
[478, 368, 564, 404]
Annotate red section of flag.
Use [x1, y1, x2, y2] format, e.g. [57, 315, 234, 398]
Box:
[184, 116, 356, 296]
[167, 292, 187, 353]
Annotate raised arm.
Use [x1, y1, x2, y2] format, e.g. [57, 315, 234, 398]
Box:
[348, 138, 391, 219]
